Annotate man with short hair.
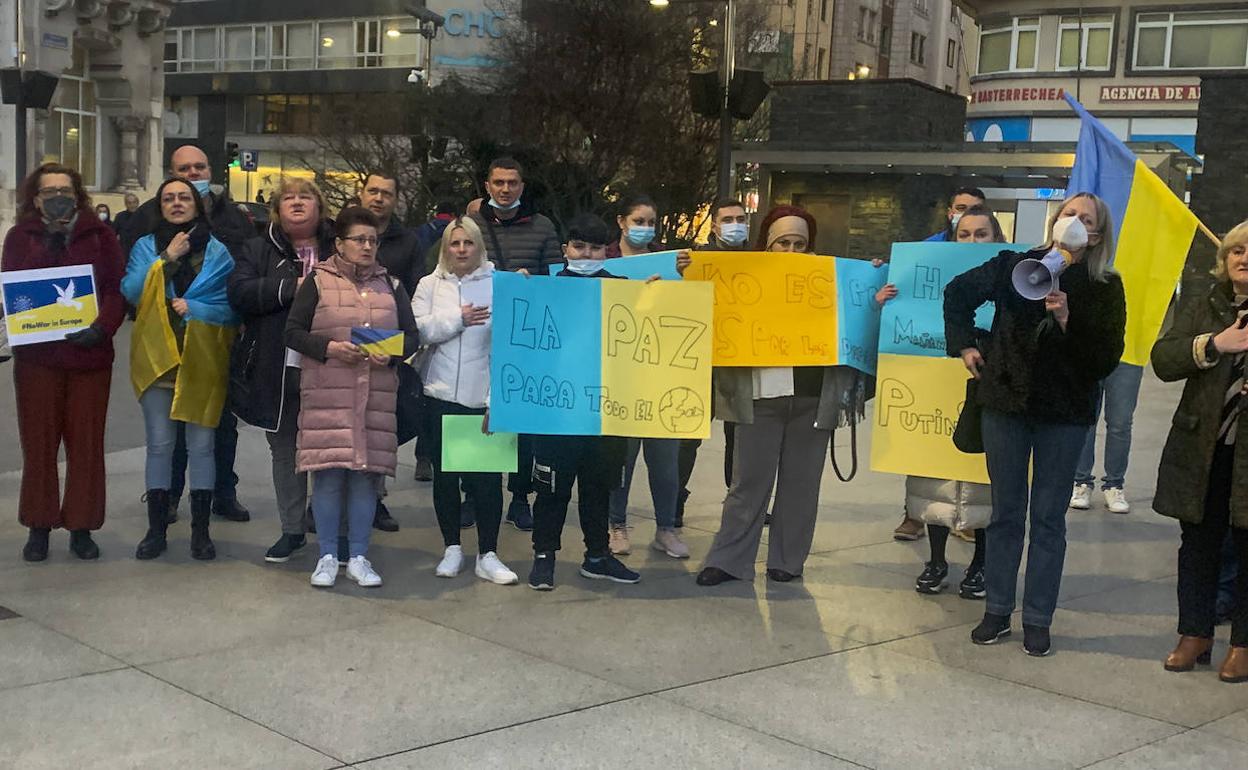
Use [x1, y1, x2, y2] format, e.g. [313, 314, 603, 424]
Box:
[359, 172, 426, 294]
[112, 193, 142, 244]
[126, 144, 254, 524]
[924, 187, 987, 242]
[469, 158, 564, 531]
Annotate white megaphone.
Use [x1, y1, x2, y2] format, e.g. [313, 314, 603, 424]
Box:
[1010, 215, 1089, 300]
[1011, 246, 1073, 300]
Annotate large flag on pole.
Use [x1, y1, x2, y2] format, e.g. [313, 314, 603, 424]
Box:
[1064, 93, 1198, 366]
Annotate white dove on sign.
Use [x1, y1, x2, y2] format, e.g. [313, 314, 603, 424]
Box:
[55, 280, 83, 311]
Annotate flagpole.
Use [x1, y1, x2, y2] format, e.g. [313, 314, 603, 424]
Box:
[1196, 219, 1223, 249]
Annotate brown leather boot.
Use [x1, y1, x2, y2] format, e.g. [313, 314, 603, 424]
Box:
[1164, 635, 1213, 672]
[1219, 646, 1248, 683]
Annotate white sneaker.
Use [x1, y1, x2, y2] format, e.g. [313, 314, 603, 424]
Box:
[475, 552, 519, 585]
[435, 545, 464, 578]
[346, 555, 383, 587]
[1104, 488, 1131, 514]
[1069, 483, 1092, 510]
[310, 554, 338, 587]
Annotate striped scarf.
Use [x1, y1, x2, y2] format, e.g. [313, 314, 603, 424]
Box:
[1217, 296, 1248, 445]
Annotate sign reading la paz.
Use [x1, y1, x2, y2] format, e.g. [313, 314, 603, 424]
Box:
[1100, 84, 1201, 103]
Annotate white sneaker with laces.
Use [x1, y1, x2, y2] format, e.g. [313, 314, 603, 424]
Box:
[1104, 487, 1131, 514]
[346, 555, 383, 587]
[475, 552, 519, 585]
[1069, 483, 1092, 510]
[310, 554, 338, 587]
[435, 545, 464, 578]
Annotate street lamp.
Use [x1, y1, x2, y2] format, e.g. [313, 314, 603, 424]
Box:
[651, 0, 737, 200]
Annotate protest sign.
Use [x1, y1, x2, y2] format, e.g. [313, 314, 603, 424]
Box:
[441, 415, 518, 472]
[0, 265, 99, 346]
[607, 251, 682, 281]
[685, 251, 885, 372]
[489, 272, 713, 438]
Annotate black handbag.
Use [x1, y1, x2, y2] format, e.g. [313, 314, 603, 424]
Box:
[395, 361, 423, 447]
[952, 377, 985, 454]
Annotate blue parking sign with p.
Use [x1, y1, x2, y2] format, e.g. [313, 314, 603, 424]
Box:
[240, 150, 259, 172]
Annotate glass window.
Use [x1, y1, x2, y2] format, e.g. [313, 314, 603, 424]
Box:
[164, 30, 180, 73]
[1134, 10, 1248, 70]
[381, 18, 420, 68]
[190, 27, 218, 72]
[977, 17, 1039, 74]
[44, 46, 98, 188]
[224, 26, 254, 72]
[274, 23, 314, 70]
[243, 95, 265, 133]
[910, 32, 926, 64]
[1057, 15, 1114, 71]
[946, 38, 957, 68]
[317, 20, 354, 69]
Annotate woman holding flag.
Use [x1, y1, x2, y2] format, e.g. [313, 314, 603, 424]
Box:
[123, 177, 240, 562]
[1152, 221, 1248, 684]
[944, 193, 1125, 656]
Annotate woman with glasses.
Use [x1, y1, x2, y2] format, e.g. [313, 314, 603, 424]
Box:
[2, 163, 126, 561]
[285, 207, 420, 589]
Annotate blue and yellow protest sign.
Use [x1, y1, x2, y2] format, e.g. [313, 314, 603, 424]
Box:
[1, 265, 98, 346]
[352, 327, 404, 357]
[489, 272, 713, 438]
[684, 251, 886, 373]
[607, 251, 682, 281]
[871, 242, 1004, 484]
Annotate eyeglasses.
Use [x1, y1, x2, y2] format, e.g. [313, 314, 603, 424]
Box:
[341, 235, 378, 247]
[38, 186, 74, 198]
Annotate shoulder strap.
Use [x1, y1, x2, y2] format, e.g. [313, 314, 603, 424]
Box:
[828, 369, 862, 483]
[483, 219, 506, 270]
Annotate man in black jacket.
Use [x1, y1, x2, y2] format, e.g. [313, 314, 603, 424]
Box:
[469, 158, 565, 531]
[127, 144, 255, 523]
[360, 172, 427, 294]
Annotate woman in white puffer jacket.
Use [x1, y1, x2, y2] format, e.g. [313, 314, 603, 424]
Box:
[412, 215, 517, 585]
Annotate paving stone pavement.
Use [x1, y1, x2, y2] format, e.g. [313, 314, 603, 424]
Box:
[1, 354, 1246, 769]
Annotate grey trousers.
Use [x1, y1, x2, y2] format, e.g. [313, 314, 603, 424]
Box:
[265, 379, 308, 536]
[702, 396, 830, 580]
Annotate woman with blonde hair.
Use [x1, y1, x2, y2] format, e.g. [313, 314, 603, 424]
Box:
[412, 216, 518, 584]
[944, 192, 1125, 656]
[1152, 220, 1248, 683]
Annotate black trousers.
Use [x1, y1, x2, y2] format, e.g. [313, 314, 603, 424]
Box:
[531, 434, 626, 558]
[170, 409, 239, 501]
[507, 434, 535, 498]
[427, 398, 502, 555]
[1178, 441, 1248, 646]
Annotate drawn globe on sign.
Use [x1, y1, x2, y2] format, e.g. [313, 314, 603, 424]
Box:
[658, 387, 705, 434]
[11, 295, 34, 313]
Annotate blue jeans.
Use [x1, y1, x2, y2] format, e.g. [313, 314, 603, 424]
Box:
[982, 409, 1087, 628]
[608, 438, 679, 529]
[139, 387, 215, 492]
[311, 469, 378, 559]
[1075, 363, 1144, 489]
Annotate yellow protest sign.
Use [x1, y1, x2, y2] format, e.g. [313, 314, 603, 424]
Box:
[870, 353, 989, 484]
[685, 251, 836, 366]
[599, 279, 714, 438]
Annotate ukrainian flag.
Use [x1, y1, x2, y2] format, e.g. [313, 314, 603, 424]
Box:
[1064, 94, 1198, 366]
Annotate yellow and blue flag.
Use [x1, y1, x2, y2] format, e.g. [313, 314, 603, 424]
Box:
[1065, 93, 1198, 366]
[352, 327, 404, 357]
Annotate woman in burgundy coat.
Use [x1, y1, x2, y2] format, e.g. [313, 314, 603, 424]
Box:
[1, 163, 126, 561]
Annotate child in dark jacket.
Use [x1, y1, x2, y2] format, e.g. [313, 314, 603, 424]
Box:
[528, 214, 639, 591]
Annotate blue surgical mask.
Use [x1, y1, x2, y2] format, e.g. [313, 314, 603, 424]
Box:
[625, 226, 655, 247]
[950, 212, 963, 229]
[720, 222, 748, 246]
[192, 179, 212, 197]
[566, 259, 602, 276]
[489, 197, 521, 211]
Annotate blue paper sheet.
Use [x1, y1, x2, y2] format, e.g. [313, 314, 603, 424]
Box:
[877, 242, 1003, 358]
[606, 251, 681, 281]
[833, 257, 889, 376]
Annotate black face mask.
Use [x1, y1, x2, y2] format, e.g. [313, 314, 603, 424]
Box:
[42, 195, 76, 222]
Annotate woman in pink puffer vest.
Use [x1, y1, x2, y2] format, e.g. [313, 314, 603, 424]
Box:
[285, 207, 418, 589]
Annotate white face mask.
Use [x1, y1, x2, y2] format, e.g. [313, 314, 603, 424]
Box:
[1052, 215, 1089, 251]
[98, 212, 109, 221]
[565, 259, 602, 275]
[950, 212, 963, 229]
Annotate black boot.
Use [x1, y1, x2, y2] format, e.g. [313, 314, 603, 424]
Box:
[190, 490, 216, 560]
[23, 527, 50, 562]
[136, 490, 170, 560]
[69, 530, 100, 560]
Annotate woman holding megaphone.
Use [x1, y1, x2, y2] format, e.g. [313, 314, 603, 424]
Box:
[944, 193, 1125, 656]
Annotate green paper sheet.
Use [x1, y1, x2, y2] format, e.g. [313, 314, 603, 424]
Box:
[441, 415, 518, 472]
